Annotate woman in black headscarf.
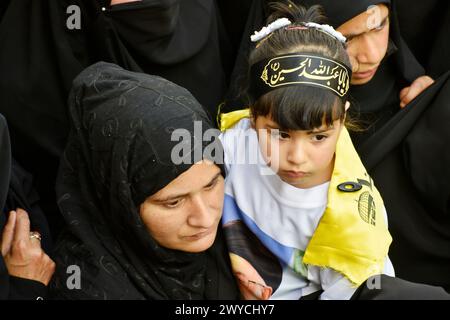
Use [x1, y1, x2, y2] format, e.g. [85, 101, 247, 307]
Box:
[1, 114, 54, 300]
[223, 0, 450, 291]
[50, 62, 239, 300]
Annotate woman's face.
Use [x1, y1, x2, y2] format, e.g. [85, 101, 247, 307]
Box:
[337, 4, 390, 85]
[139, 161, 224, 253]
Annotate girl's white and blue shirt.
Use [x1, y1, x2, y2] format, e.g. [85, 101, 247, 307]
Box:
[220, 118, 394, 300]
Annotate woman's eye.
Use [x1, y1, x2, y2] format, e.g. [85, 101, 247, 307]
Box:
[205, 178, 219, 191]
[164, 199, 183, 209]
[375, 18, 388, 31]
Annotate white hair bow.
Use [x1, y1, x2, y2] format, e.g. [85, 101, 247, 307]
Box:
[250, 18, 292, 42]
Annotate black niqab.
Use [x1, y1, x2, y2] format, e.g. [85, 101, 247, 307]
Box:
[89, 0, 231, 119]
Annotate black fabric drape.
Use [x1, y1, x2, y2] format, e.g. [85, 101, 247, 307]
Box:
[0, 0, 95, 237]
[50, 62, 238, 300]
[357, 71, 450, 290]
[217, 0, 254, 64]
[88, 0, 231, 120]
[396, 0, 450, 78]
[351, 275, 450, 300]
[0, 0, 10, 22]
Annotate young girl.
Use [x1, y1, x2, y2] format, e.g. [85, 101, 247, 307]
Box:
[219, 2, 394, 300]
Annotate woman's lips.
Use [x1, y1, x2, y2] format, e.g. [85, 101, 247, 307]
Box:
[353, 67, 377, 80]
[183, 228, 213, 241]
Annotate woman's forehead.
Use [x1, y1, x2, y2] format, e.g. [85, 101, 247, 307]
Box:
[149, 162, 221, 201]
[337, 4, 389, 36]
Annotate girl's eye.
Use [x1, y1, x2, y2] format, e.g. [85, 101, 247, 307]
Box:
[280, 132, 290, 140]
[270, 130, 290, 141]
[312, 134, 328, 142]
[164, 198, 184, 209]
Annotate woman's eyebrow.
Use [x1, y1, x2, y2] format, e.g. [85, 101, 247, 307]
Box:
[344, 15, 389, 39]
[204, 173, 221, 187]
[152, 193, 185, 204]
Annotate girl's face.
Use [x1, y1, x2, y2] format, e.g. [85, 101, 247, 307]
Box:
[139, 161, 224, 253]
[254, 115, 344, 189]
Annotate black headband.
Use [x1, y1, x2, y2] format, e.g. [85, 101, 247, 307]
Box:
[249, 54, 352, 101]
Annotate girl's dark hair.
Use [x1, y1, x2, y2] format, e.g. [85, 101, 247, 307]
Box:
[249, 1, 352, 131]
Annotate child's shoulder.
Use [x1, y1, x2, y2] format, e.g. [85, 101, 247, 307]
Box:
[228, 117, 251, 131]
[220, 118, 256, 169]
[220, 117, 252, 141]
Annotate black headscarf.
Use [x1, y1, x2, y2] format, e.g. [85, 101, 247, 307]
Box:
[50, 62, 238, 300]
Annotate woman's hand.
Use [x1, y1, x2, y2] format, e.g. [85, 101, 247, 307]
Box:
[1, 209, 55, 286]
[399, 75, 434, 108]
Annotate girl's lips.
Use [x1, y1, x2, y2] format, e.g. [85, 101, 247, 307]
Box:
[282, 170, 308, 179]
